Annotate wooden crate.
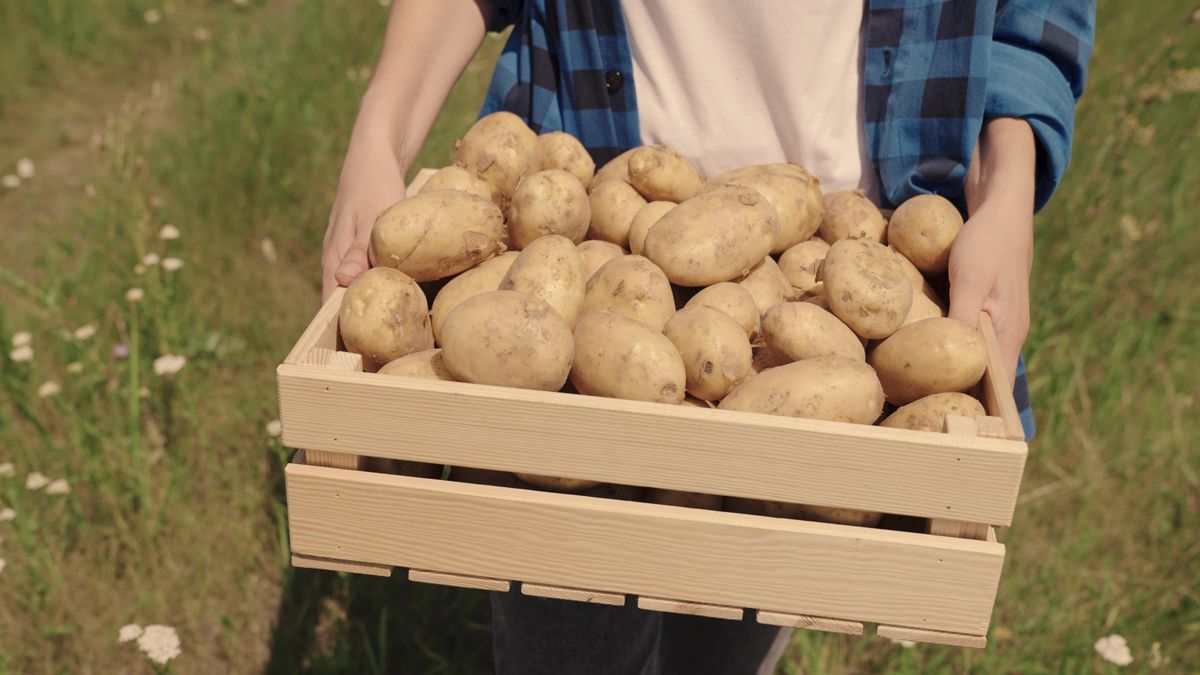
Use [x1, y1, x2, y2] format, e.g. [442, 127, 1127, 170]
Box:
[279, 169, 1028, 649]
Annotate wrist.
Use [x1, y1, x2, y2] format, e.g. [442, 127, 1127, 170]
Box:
[353, 86, 414, 171]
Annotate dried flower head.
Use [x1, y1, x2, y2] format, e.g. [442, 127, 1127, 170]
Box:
[162, 257, 184, 272]
[73, 324, 97, 341]
[25, 472, 50, 491]
[266, 419, 283, 437]
[45, 479, 70, 495]
[143, 8, 162, 24]
[159, 224, 180, 240]
[142, 253, 161, 266]
[0, 507, 15, 521]
[153, 354, 187, 376]
[9, 345, 33, 362]
[66, 362, 83, 374]
[0, 463, 14, 477]
[1, 175, 19, 189]
[16, 158, 35, 179]
[137, 624, 181, 665]
[1095, 634, 1133, 666]
[37, 381, 61, 398]
[10, 332, 31, 348]
[126, 288, 145, 302]
[118, 623, 143, 643]
[260, 238, 278, 264]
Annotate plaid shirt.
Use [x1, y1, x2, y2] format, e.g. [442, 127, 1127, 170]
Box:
[481, 0, 1095, 439]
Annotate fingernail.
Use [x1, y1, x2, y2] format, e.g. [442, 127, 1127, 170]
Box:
[335, 262, 360, 279]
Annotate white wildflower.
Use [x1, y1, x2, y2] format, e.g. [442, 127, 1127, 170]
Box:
[0, 507, 15, 521]
[137, 624, 181, 665]
[118, 623, 144, 643]
[73, 324, 97, 341]
[37, 381, 61, 398]
[153, 354, 187, 376]
[1095, 634, 1133, 667]
[142, 253, 160, 266]
[143, 8, 162, 24]
[1, 175, 19, 189]
[0, 463, 14, 477]
[159, 224, 181, 240]
[162, 257, 184, 272]
[9, 345, 33, 362]
[193, 26, 212, 42]
[16, 158, 35, 179]
[126, 287, 144, 302]
[265, 419, 283, 437]
[134, 264, 146, 275]
[45, 479, 70, 495]
[260, 237, 277, 263]
[11, 332, 31, 348]
[25, 472, 50, 491]
[66, 362, 83, 374]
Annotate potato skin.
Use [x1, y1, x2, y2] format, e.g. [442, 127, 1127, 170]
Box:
[888, 194, 963, 273]
[880, 392, 986, 432]
[591, 147, 636, 189]
[508, 169, 591, 248]
[499, 234, 586, 328]
[377, 349, 456, 381]
[628, 201, 675, 256]
[429, 251, 519, 342]
[801, 506, 883, 527]
[762, 302, 865, 362]
[663, 307, 753, 401]
[707, 168, 822, 252]
[453, 111, 537, 204]
[778, 238, 830, 295]
[514, 473, 600, 492]
[738, 256, 794, 316]
[819, 190, 887, 243]
[684, 282, 762, 343]
[723, 497, 805, 518]
[821, 238, 913, 340]
[646, 489, 724, 510]
[588, 180, 647, 246]
[369, 190, 507, 282]
[902, 290, 946, 326]
[338, 268, 434, 371]
[643, 186, 780, 287]
[628, 145, 704, 202]
[439, 290, 574, 391]
[869, 317, 988, 405]
[534, 131, 596, 187]
[419, 166, 493, 202]
[581, 255, 675, 331]
[719, 356, 884, 424]
[576, 240, 626, 281]
[571, 311, 686, 404]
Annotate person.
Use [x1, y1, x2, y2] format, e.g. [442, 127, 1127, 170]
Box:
[321, 1, 1095, 672]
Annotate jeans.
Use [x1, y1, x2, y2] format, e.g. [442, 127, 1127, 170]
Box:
[491, 588, 791, 675]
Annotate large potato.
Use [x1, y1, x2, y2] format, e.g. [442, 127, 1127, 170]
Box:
[628, 201, 675, 256]
[888, 194, 963, 273]
[643, 186, 780, 286]
[738, 256, 794, 315]
[581, 255, 675, 331]
[880, 392, 986, 432]
[571, 311, 686, 403]
[369, 190, 507, 282]
[508, 169, 591, 248]
[820, 238, 913, 339]
[429, 251, 519, 342]
[576, 240, 625, 281]
[591, 147, 636, 189]
[663, 307, 753, 401]
[719, 356, 884, 425]
[902, 291, 946, 326]
[627, 145, 704, 202]
[419, 166, 493, 202]
[778, 239, 830, 294]
[453, 111, 537, 204]
[499, 235, 586, 327]
[684, 282, 762, 343]
[377, 348, 456, 381]
[762, 302, 865, 362]
[819, 190, 887, 243]
[869, 317, 988, 404]
[534, 131, 595, 187]
[439, 290, 573, 391]
[339, 267, 434, 371]
[890, 245, 946, 308]
[707, 168, 822, 252]
[588, 180, 647, 246]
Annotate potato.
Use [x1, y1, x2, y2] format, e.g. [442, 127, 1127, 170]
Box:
[508, 169, 591, 248]
[571, 310, 685, 404]
[628, 201, 675, 255]
[453, 111, 537, 203]
[902, 290, 946, 326]
[762, 302, 865, 362]
[738, 256, 794, 316]
[515, 473, 600, 492]
[592, 147, 636, 189]
[800, 282, 831, 311]
[418, 166, 493, 202]
[684, 282, 762, 343]
[581, 255, 675, 331]
[869, 317, 988, 404]
[820, 238, 913, 339]
[707, 168, 822, 252]
[588, 180, 647, 246]
[724, 497, 804, 518]
[369, 190, 507, 282]
[576, 240, 625, 281]
[888, 194, 963, 273]
[627, 145, 704, 202]
[778, 238, 830, 294]
[499, 234, 586, 327]
[429, 251, 519, 342]
[439, 290, 573, 391]
[362, 457, 444, 478]
[534, 131, 595, 187]
[339, 267, 434, 371]
[819, 190, 887, 243]
[801, 505, 883, 527]
[646, 489, 724, 510]
[880, 392, 987, 432]
[377, 349, 456, 381]
[663, 307, 753, 401]
[719, 356, 884, 425]
[643, 186, 780, 286]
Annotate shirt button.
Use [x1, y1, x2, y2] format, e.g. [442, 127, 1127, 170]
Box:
[605, 70, 624, 94]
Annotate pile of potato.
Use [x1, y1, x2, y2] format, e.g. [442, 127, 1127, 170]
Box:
[337, 112, 991, 526]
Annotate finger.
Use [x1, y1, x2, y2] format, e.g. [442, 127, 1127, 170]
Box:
[333, 242, 370, 287]
[947, 274, 988, 328]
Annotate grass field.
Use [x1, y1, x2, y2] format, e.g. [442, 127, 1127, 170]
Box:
[0, 1, 1196, 672]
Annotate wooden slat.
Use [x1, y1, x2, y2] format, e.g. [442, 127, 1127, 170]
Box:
[975, 416, 1008, 440]
[877, 625, 987, 648]
[283, 288, 344, 365]
[405, 167, 438, 194]
[408, 569, 510, 592]
[638, 597, 744, 621]
[294, 348, 364, 470]
[285, 462, 1005, 634]
[522, 583, 625, 606]
[927, 519, 989, 540]
[279, 365, 1026, 524]
[978, 313, 1026, 441]
[756, 610, 863, 635]
[291, 553, 392, 577]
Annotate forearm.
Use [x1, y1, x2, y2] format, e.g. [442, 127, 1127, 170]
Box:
[965, 118, 1037, 219]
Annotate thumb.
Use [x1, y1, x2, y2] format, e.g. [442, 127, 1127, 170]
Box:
[948, 274, 988, 329]
[334, 243, 370, 287]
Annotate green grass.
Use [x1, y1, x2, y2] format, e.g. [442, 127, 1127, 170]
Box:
[0, 0, 1197, 673]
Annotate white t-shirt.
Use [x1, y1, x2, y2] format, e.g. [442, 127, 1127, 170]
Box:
[622, 0, 878, 199]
